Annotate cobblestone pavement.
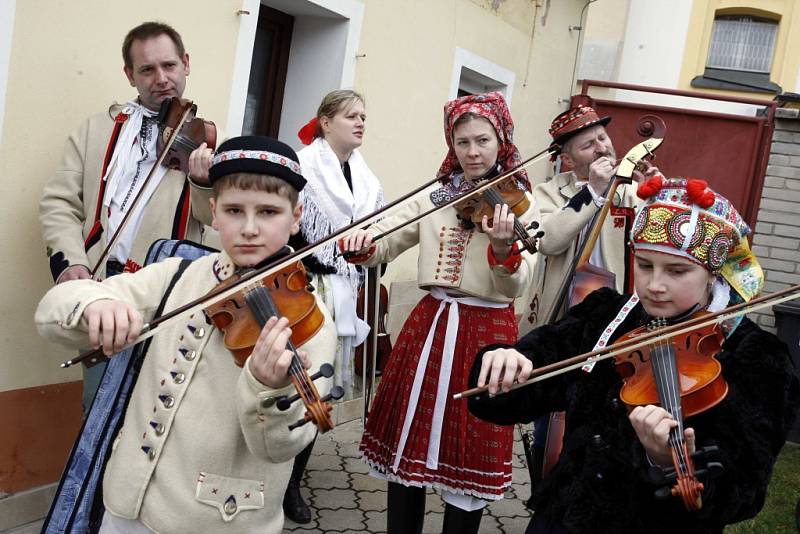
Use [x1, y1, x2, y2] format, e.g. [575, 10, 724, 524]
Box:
[283, 419, 533, 534]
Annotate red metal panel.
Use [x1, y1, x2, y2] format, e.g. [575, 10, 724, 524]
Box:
[574, 80, 776, 227]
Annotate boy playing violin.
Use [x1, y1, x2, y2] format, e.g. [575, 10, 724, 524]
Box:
[468, 177, 799, 533]
[35, 136, 336, 534]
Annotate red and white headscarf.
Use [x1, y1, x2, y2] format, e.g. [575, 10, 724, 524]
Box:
[436, 91, 530, 191]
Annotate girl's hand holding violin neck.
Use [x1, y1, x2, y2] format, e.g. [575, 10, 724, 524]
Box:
[483, 203, 516, 262]
[338, 229, 375, 264]
[629, 405, 696, 467]
[477, 348, 533, 396]
[84, 299, 144, 356]
[249, 316, 311, 389]
[187, 141, 214, 185]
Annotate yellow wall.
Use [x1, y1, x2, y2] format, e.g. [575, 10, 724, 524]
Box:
[355, 0, 585, 281]
[679, 0, 800, 98]
[0, 0, 586, 389]
[0, 1, 242, 392]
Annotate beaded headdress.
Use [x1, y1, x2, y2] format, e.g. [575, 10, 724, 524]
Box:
[632, 177, 762, 302]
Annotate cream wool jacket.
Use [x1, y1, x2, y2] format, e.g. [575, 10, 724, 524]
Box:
[39, 102, 215, 281]
[523, 170, 640, 330]
[358, 184, 539, 303]
[35, 252, 336, 534]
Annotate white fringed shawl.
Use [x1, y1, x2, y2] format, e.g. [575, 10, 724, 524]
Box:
[297, 138, 384, 294]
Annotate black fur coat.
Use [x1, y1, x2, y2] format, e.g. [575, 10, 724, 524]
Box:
[469, 288, 799, 534]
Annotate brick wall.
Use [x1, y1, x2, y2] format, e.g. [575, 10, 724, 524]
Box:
[750, 107, 800, 332]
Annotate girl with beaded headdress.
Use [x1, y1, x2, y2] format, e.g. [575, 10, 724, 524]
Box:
[468, 177, 799, 533]
[340, 91, 539, 533]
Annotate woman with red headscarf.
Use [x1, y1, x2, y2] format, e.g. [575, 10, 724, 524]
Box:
[341, 92, 538, 534]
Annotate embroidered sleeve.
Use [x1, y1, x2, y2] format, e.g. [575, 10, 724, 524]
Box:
[487, 242, 522, 273]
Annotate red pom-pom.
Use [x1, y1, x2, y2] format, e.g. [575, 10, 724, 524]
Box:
[636, 175, 663, 199]
[297, 117, 318, 146]
[686, 179, 715, 208]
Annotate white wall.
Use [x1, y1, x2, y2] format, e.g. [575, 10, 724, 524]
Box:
[611, 0, 760, 115]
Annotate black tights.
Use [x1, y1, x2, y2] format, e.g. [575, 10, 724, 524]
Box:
[386, 482, 484, 534]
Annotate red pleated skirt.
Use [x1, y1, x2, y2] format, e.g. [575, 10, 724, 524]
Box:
[359, 293, 517, 500]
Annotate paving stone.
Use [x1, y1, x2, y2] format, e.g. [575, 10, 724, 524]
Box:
[312, 436, 340, 456]
[307, 452, 342, 472]
[513, 464, 531, 480]
[421, 511, 444, 533]
[499, 514, 530, 533]
[343, 456, 370, 474]
[424, 490, 446, 513]
[356, 490, 386, 512]
[306, 468, 351, 490]
[487, 493, 531, 518]
[363, 510, 387, 533]
[283, 518, 321, 532]
[333, 420, 365, 443]
[350, 472, 387, 492]
[317, 508, 367, 531]
[478, 513, 502, 533]
[314, 488, 359, 510]
[338, 441, 362, 458]
[281, 418, 533, 533]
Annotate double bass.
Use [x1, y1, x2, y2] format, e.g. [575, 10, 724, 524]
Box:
[539, 116, 665, 480]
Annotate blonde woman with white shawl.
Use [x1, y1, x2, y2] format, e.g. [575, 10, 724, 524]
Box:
[284, 89, 384, 524]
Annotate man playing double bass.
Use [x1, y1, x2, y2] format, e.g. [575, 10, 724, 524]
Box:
[522, 105, 660, 490]
[528, 105, 647, 329]
[39, 21, 216, 411]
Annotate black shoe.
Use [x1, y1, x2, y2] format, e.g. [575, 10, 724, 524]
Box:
[283, 483, 311, 524]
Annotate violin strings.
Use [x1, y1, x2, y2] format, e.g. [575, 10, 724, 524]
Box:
[478, 186, 535, 248]
[169, 135, 199, 153]
[245, 287, 316, 401]
[650, 325, 690, 476]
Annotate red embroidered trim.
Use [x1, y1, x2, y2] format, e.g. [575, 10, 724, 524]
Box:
[124, 258, 142, 273]
[487, 242, 522, 273]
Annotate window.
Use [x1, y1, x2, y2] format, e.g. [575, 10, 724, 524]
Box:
[691, 12, 781, 94]
[449, 48, 514, 101]
[706, 16, 777, 73]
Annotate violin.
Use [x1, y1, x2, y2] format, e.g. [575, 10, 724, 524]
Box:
[89, 97, 216, 279]
[157, 97, 217, 173]
[204, 261, 344, 432]
[453, 166, 543, 254]
[613, 313, 728, 510]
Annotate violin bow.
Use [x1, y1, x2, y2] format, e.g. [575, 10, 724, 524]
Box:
[62, 146, 551, 367]
[454, 282, 800, 400]
[88, 100, 196, 279]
